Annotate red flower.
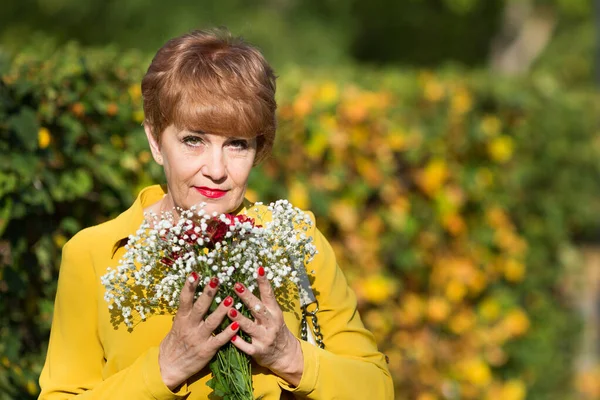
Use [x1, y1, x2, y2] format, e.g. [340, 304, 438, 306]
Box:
[206, 219, 229, 246]
[161, 252, 181, 267]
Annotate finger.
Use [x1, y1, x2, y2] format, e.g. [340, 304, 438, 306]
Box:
[256, 266, 278, 309]
[189, 276, 219, 325]
[229, 333, 256, 356]
[211, 322, 242, 348]
[227, 308, 260, 337]
[177, 272, 200, 316]
[202, 296, 234, 334]
[234, 282, 270, 322]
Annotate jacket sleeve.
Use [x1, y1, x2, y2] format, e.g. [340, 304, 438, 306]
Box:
[278, 213, 395, 399]
[38, 231, 189, 399]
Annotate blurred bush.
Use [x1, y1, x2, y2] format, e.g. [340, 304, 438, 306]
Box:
[1, 44, 600, 399]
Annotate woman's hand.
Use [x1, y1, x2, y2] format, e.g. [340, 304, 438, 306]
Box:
[158, 274, 239, 391]
[228, 267, 305, 387]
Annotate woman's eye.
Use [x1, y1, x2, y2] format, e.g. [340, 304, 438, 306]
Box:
[229, 140, 249, 150]
[182, 136, 203, 146]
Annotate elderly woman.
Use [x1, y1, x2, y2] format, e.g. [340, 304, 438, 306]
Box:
[39, 29, 393, 399]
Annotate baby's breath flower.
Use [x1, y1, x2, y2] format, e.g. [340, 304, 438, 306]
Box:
[101, 199, 317, 327]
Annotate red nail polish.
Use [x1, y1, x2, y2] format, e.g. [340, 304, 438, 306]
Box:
[223, 296, 233, 307]
[258, 266, 265, 277]
[231, 335, 237, 342]
[229, 309, 238, 318]
[209, 277, 219, 288]
[190, 272, 198, 282]
[234, 283, 245, 294]
[231, 322, 239, 331]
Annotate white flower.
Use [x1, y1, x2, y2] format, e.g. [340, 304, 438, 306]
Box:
[101, 198, 317, 327]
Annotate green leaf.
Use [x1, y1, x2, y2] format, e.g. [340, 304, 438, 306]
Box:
[7, 108, 39, 151]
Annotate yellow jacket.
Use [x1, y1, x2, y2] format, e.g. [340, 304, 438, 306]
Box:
[39, 185, 394, 399]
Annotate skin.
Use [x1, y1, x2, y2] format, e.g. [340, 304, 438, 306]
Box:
[144, 124, 304, 390]
[145, 124, 256, 216]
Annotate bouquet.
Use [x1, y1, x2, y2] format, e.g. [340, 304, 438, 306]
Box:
[101, 200, 317, 399]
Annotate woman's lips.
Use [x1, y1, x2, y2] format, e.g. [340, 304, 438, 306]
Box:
[195, 187, 228, 199]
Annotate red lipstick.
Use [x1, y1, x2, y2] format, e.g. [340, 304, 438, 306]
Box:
[195, 186, 227, 199]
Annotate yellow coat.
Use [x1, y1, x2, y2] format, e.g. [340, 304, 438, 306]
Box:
[39, 185, 394, 399]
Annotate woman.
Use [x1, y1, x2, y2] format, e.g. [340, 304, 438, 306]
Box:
[39, 29, 394, 399]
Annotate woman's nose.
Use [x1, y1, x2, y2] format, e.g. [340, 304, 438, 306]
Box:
[201, 148, 227, 182]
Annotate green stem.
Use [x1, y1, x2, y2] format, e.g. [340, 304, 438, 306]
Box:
[207, 343, 254, 399]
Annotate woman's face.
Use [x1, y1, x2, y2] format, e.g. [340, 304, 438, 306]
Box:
[145, 124, 257, 215]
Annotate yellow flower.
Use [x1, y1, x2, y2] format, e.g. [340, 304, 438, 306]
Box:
[488, 135, 514, 163]
[106, 102, 119, 116]
[133, 110, 145, 123]
[427, 297, 450, 323]
[504, 259, 525, 283]
[287, 181, 310, 210]
[424, 79, 445, 102]
[459, 358, 492, 387]
[306, 132, 331, 160]
[387, 129, 408, 151]
[416, 159, 449, 196]
[480, 115, 501, 137]
[293, 95, 313, 118]
[317, 82, 338, 104]
[38, 127, 51, 149]
[52, 234, 67, 248]
[485, 206, 510, 229]
[417, 393, 438, 400]
[356, 155, 383, 186]
[358, 275, 397, 305]
[502, 309, 530, 337]
[363, 309, 392, 340]
[502, 379, 526, 400]
[397, 293, 424, 326]
[442, 213, 466, 236]
[26, 379, 38, 395]
[71, 102, 85, 117]
[331, 200, 358, 232]
[138, 150, 152, 164]
[445, 280, 467, 302]
[128, 84, 142, 101]
[451, 88, 473, 115]
[479, 298, 501, 321]
[449, 309, 475, 334]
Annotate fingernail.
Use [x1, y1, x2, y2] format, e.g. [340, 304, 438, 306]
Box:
[229, 309, 238, 318]
[188, 272, 198, 283]
[231, 335, 237, 342]
[234, 283, 245, 294]
[209, 277, 219, 288]
[231, 322, 239, 331]
[223, 296, 233, 307]
[258, 266, 265, 277]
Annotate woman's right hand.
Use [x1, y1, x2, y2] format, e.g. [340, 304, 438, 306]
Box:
[158, 274, 238, 390]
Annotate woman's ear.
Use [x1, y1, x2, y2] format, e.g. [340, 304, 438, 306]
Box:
[144, 123, 163, 165]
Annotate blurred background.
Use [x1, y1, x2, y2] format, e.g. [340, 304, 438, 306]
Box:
[1, 0, 600, 399]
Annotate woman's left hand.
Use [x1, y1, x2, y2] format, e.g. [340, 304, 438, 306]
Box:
[229, 266, 304, 387]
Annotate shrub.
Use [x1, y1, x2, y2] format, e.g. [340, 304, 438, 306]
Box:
[1, 44, 599, 399]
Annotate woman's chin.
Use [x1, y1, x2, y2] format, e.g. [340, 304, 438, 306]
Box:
[190, 199, 237, 215]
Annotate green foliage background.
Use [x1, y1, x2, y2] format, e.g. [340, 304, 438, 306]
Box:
[2, 0, 600, 398]
[1, 41, 599, 399]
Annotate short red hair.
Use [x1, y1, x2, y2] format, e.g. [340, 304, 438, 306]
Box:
[141, 28, 277, 163]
